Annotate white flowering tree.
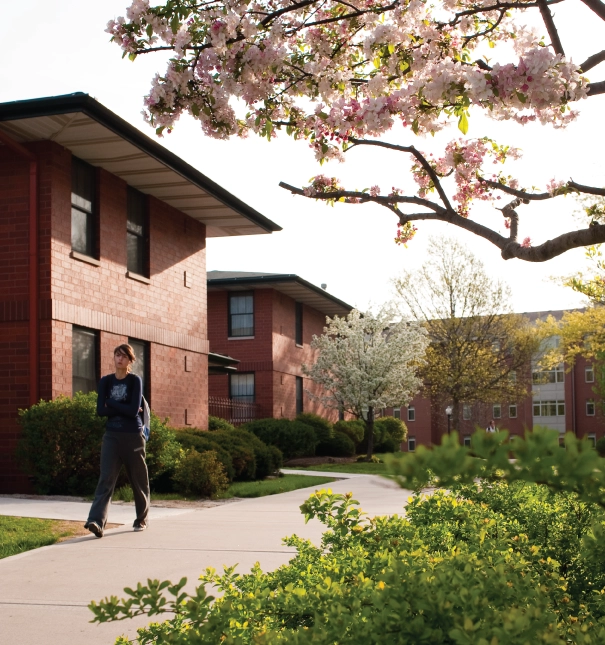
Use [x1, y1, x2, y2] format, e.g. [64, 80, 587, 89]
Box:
[302, 307, 427, 459]
[108, 0, 605, 261]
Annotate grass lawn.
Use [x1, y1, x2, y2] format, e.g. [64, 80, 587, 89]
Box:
[295, 454, 393, 475]
[0, 516, 91, 560]
[216, 474, 337, 499]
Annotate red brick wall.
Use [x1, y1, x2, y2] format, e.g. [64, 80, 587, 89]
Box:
[208, 287, 339, 422]
[0, 146, 35, 491]
[0, 140, 209, 492]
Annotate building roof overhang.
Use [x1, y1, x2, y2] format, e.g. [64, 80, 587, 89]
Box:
[208, 351, 240, 375]
[0, 93, 281, 238]
[207, 271, 353, 318]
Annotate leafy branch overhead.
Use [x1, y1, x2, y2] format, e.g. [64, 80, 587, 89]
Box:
[110, 0, 605, 260]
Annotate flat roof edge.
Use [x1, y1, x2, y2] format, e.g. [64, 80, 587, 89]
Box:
[0, 93, 282, 234]
[207, 274, 353, 312]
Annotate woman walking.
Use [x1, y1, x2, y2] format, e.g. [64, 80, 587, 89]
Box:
[85, 344, 150, 538]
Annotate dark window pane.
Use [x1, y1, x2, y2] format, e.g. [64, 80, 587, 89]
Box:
[71, 158, 94, 213]
[128, 338, 149, 401]
[231, 373, 255, 402]
[71, 157, 95, 257]
[71, 207, 94, 255]
[72, 328, 97, 395]
[229, 294, 254, 337]
[296, 376, 303, 414]
[127, 232, 145, 275]
[127, 188, 146, 235]
[295, 302, 303, 345]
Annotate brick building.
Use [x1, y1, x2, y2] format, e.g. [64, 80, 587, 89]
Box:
[207, 271, 353, 421]
[0, 93, 280, 492]
[394, 310, 604, 452]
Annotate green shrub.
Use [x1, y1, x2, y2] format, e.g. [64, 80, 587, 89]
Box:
[374, 435, 399, 453]
[295, 413, 333, 443]
[375, 416, 407, 442]
[93, 478, 605, 644]
[145, 413, 184, 487]
[356, 454, 383, 463]
[205, 432, 256, 481]
[333, 419, 364, 445]
[174, 431, 235, 481]
[596, 436, 605, 457]
[316, 432, 356, 457]
[241, 418, 318, 459]
[172, 449, 229, 498]
[220, 428, 283, 479]
[208, 416, 237, 432]
[17, 392, 106, 495]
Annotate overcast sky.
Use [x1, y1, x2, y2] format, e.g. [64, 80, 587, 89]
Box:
[2, 0, 604, 315]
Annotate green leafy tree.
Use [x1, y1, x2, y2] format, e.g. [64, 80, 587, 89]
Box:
[395, 237, 540, 431]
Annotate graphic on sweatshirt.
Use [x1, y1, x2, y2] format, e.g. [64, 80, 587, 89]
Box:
[110, 383, 128, 401]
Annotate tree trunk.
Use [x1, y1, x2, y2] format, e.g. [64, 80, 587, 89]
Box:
[365, 407, 375, 461]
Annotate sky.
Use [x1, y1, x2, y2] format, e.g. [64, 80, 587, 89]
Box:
[1, 0, 604, 315]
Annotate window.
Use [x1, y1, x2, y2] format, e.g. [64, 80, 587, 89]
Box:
[393, 407, 401, 420]
[72, 327, 98, 395]
[407, 406, 415, 422]
[491, 340, 501, 352]
[586, 366, 595, 383]
[229, 293, 254, 337]
[127, 188, 148, 276]
[532, 366, 564, 384]
[295, 302, 303, 345]
[509, 371, 517, 383]
[128, 338, 149, 402]
[493, 404, 502, 419]
[463, 435, 472, 447]
[588, 433, 597, 448]
[338, 409, 344, 421]
[587, 400, 596, 416]
[509, 404, 518, 419]
[407, 436, 416, 452]
[71, 157, 96, 257]
[463, 405, 472, 421]
[230, 373, 255, 402]
[296, 376, 303, 415]
[533, 400, 565, 417]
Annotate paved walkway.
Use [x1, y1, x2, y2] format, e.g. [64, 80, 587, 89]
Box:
[0, 474, 410, 645]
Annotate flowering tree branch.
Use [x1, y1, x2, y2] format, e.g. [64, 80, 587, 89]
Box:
[107, 0, 605, 260]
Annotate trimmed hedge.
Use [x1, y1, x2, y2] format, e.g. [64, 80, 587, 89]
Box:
[176, 427, 282, 481]
[296, 413, 333, 444]
[241, 418, 318, 460]
[316, 431, 356, 457]
[597, 436, 605, 457]
[174, 431, 235, 481]
[208, 416, 237, 432]
[333, 420, 365, 445]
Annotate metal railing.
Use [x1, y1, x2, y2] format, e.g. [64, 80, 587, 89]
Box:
[209, 396, 258, 425]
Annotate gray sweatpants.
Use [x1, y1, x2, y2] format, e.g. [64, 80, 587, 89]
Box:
[87, 431, 150, 528]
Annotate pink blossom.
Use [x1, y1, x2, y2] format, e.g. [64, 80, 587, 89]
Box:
[521, 237, 532, 248]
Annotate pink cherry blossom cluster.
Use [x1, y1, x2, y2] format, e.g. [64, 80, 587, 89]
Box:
[302, 175, 344, 197]
[411, 138, 521, 217]
[106, 0, 588, 151]
[394, 222, 418, 246]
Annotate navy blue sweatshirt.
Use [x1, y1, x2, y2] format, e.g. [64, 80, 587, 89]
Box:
[97, 373, 143, 433]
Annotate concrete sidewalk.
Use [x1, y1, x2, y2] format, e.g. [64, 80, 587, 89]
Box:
[0, 475, 410, 645]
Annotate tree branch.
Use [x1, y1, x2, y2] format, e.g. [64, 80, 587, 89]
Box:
[279, 181, 446, 212]
[579, 0, 605, 21]
[587, 80, 605, 95]
[580, 49, 605, 72]
[537, 0, 565, 55]
[346, 137, 455, 212]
